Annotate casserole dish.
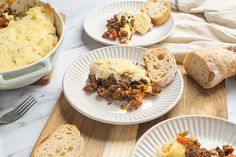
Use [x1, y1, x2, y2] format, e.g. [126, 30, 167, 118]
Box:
[0, 1, 64, 89]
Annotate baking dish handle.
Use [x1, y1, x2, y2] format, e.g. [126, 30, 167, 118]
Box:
[0, 59, 52, 86]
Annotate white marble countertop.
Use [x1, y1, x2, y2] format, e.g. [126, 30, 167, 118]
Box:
[0, 0, 236, 156]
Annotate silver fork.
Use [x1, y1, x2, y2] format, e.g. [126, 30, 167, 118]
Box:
[0, 95, 37, 124]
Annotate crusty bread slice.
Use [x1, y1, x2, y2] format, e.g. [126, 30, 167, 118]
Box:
[141, 0, 171, 26]
[32, 124, 84, 157]
[183, 48, 236, 89]
[143, 48, 177, 87]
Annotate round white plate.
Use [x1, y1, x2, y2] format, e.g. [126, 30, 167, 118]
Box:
[84, 1, 175, 46]
[132, 116, 236, 157]
[63, 46, 183, 125]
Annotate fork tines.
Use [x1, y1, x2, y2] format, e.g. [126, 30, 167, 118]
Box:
[13, 95, 37, 115]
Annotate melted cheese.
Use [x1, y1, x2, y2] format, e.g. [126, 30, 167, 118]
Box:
[0, 5, 58, 71]
[89, 58, 150, 84]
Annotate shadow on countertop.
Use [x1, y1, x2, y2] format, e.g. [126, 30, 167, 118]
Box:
[81, 30, 105, 51]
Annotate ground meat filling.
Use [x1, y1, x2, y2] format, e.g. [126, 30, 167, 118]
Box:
[0, 11, 14, 28]
[185, 143, 235, 157]
[102, 15, 134, 44]
[0, 12, 10, 28]
[83, 74, 98, 92]
[83, 74, 160, 110]
[223, 145, 235, 155]
[185, 144, 211, 157]
[102, 15, 120, 41]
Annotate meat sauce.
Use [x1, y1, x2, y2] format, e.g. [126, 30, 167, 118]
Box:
[0, 11, 14, 28]
[185, 144, 234, 157]
[83, 74, 160, 111]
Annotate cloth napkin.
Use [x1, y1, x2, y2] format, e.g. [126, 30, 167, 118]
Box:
[150, 0, 236, 63]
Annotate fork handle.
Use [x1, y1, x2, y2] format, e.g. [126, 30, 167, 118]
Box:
[0, 120, 8, 124]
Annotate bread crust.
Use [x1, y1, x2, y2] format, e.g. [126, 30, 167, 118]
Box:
[183, 48, 236, 89]
[152, 2, 171, 25]
[141, 0, 171, 26]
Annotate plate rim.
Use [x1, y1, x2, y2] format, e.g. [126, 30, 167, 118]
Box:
[131, 115, 235, 156]
[63, 45, 184, 125]
[83, 0, 176, 47]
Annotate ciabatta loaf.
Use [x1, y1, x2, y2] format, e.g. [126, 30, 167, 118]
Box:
[143, 48, 177, 87]
[183, 48, 236, 89]
[32, 124, 84, 157]
[141, 0, 171, 26]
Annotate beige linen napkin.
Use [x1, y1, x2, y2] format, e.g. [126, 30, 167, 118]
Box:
[150, 0, 236, 63]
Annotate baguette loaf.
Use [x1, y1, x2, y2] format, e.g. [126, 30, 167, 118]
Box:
[183, 48, 236, 89]
[32, 124, 84, 157]
[141, 0, 171, 26]
[143, 48, 177, 87]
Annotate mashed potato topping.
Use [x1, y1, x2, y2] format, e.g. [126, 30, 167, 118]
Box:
[117, 11, 152, 34]
[0, 5, 58, 71]
[157, 140, 185, 157]
[89, 58, 151, 84]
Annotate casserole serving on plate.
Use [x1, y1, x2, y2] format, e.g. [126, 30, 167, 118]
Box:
[0, 0, 64, 89]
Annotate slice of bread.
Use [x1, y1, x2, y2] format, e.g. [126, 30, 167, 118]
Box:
[183, 48, 236, 89]
[32, 124, 84, 157]
[143, 48, 177, 87]
[141, 0, 171, 26]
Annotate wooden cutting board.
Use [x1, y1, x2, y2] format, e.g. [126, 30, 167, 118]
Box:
[30, 65, 228, 157]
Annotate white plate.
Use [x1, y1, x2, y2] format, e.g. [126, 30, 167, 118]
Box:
[83, 1, 175, 46]
[63, 46, 183, 125]
[132, 116, 236, 157]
